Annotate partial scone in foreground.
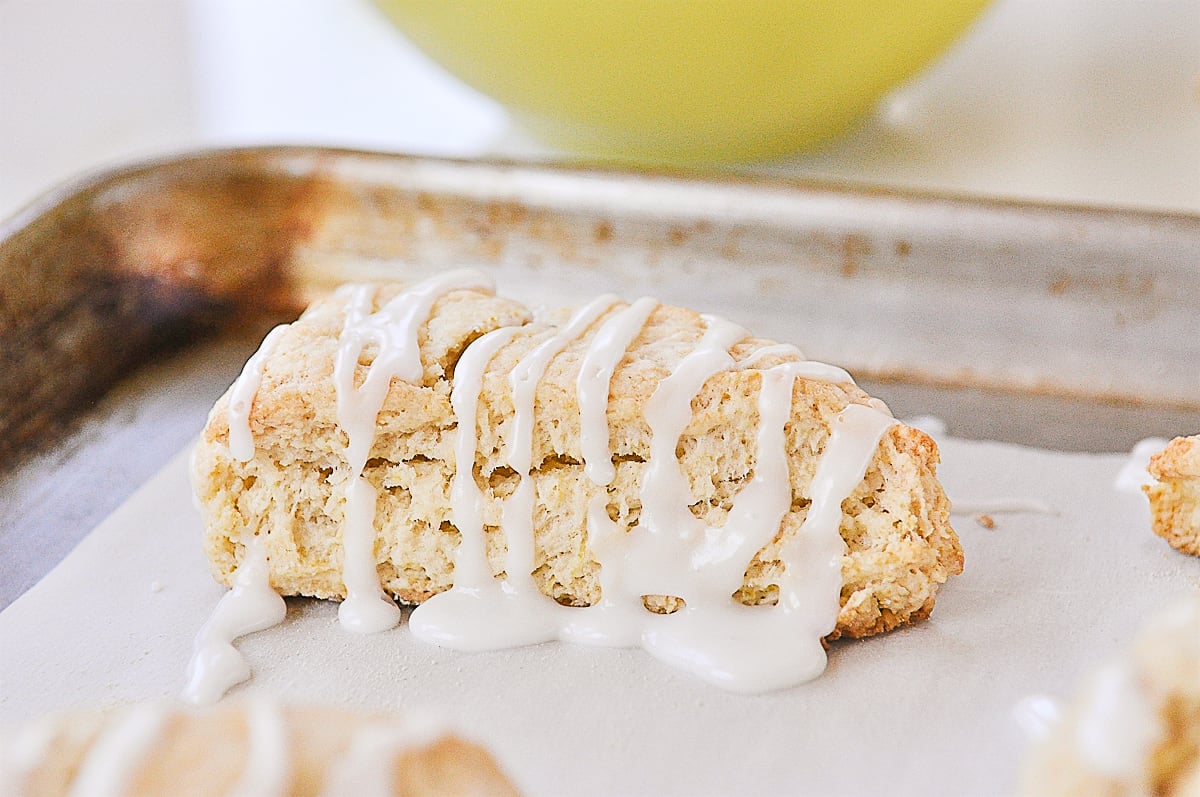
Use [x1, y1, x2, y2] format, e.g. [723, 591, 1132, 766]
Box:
[1020, 592, 1200, 797]
[192, 276, 961, 655]
[1147, 435, 1200, 557]
[0, 701, 518, 797]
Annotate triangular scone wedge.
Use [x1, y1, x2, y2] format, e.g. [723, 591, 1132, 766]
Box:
[1146, 435, 1200, 556]
[192, 280, 962, 643]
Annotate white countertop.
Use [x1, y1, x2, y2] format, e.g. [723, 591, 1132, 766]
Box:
[2, 0, 1198, 222]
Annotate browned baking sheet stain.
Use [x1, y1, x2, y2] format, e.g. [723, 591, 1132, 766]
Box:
[0, 151, 325, 468]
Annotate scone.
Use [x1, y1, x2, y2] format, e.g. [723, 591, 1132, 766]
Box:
[190, 270, 962, 692]
[1020, 592, 1200, 796]
[0, 701, 518, 797]
[1146, 435, 1200, 556]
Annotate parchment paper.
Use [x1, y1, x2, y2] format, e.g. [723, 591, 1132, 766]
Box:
[2, 435, 1198, 796]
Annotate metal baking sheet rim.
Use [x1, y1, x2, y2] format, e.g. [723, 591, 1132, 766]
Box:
[3, 145, 1199, 443]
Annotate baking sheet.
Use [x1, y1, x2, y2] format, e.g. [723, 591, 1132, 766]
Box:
[3, 149, 1199, 793]
[3, 433, 1197, 796]
[5, 147, 1200, 613]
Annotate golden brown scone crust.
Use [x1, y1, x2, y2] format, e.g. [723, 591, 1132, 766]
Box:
[192, 284, 962, 640]
[4, 702, 519, 797]
[1147, 436, 1200, 557]
[1020, 593, 1200, 797]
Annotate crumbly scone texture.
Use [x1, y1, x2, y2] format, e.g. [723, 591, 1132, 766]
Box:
[1147, 435, 1200, 557]
[1020, 592, 1200, 797]
[192, 283, 962, 640]
[4, 701, 519, 797]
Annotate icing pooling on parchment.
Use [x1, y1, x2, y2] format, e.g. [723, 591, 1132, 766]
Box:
[192, 269, 898, 698]
[183, 533, 286, 704]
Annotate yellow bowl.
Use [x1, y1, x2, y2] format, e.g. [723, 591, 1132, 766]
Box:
[375, 0, 991, 164]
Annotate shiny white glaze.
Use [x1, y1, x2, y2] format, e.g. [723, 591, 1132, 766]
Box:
[618, 315, 751, 602]
[412, 308, 895, 692]
[227, 324, 290, 462]
[182, 534, 286, 705]
[66, 704, 168, 797]
[409, 324, 560, 649]
[333, 270, 494, 633]
[577, 296, 659, 486]
[732, 342, 806, 369]
[503, 295, 620, 592]
[337, 474, 401, 634]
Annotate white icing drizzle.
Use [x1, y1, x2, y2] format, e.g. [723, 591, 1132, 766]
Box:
[627, 356, 818, 687]
[226, 699, 290, 797]
[409, 324, 560, 648]
[732, 342, 806, 369]
[1075, 661, 1162, 782]
[560, 492, 645, 646]
[735, 344, 868, 399]
[412, 308, 895, 691]
[66, 704, 168, 797]
[503, 295, 621, 593]
[199, 279, 909, 695]
[338, 474, 400, 634]
[562, 296, 665, 644]
[577, 296, 659, 486]
[333, 270, 495, 634]
[317, 716, 448, 797]
[182, 534, 286, 705]
[619, 315, 751, 600]
[1114, 437, 1170, 496]
[227, 324, 291, 462]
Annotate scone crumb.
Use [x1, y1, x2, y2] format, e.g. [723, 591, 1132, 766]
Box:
[975, 513, 995, 530]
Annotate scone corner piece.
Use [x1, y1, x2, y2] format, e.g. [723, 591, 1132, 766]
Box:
[832, 420, 961, 641]
[1145, 434, 1200, 557]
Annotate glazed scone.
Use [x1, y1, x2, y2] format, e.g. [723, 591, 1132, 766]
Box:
[191, 273, 961, 666]
[1146, 435, 1200, 556]
[1020, 592, 1200, 797]
[0, 701, 519, 797]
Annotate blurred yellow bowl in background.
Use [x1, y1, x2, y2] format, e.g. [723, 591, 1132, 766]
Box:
[375, 0, 991, 164]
